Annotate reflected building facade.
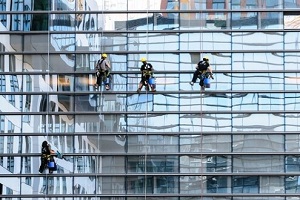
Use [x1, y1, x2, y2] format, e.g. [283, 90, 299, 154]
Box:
[1, 0, 300, 199]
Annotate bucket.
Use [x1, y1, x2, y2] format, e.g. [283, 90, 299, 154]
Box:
[103, 77, 110, 84]
[48, 161, 55, 168]
[204, 78, 210, 88]
[148, 77, 155, 85]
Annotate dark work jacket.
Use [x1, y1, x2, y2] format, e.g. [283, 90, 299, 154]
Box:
[197, 61, 209, 72]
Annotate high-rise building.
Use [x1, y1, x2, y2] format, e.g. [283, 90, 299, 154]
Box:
[0, 0, 300, 199]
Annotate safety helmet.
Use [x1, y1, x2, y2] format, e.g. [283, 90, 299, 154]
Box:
[42, 141, 48, 147]
[141, 57, 147, 62]
[102, 53, 107, 58]
[203, 56, 209, 61]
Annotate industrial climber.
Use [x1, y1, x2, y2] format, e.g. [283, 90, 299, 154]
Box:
[39, 141, 56, 174]
[137, 58, 156, 93]
[95, 53, 111, 90]
[190, 56, 214, 90]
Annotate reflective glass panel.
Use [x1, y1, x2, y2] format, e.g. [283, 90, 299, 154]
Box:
[74, 176, 97, 194]
[232, 93, 284, 111]
[260, 12, 283, 29]
[232, 32, 283, 50]
[285, 156, 300, 172]
[180, 93, 232, 111]
[127, 175, 179, 194]
[101, 176, 126, 194]
[232, 53, 284, 71]
[180, 135, 231, 153]
[234, 176, 284, 193]
[126, 114, 179, 132]
[284, 0, 300, 8]
[233, 155, 284, 172]
[180, 114, 232, 132]
[233, 135, 284, 152]
[285, 53, 300, 70]
[286, 135, 300, 151]
[284, 73, 300, 89]
[285, 176, 300, 193]
[232, 114, 284, 132]
[285, 93, 300, 111]
[127, 155, 178, 173]
[285, 116, 300, 132]
[127, 0, 162, 10]
[180, 175, 231, 194]
[285, 32, 300, 50]
[50, 14, 76, 31]
[232, 12, 258, 29]
[32, 114, 75, 133]
[231, 73, 284, 90]
[128, 135, 179, 153]
[180, 32, 231, 51]
[180, 156, 209, 174]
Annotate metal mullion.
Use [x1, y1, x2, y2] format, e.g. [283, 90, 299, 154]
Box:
[0, 109, 299, 115]
[0, 8, 297, 14]
[2, 89, 300, 94]
[0, 172, 299, 177]
[1, 49, 300, 54]
[0, 131, 297, 136]
[1, 193, 300, 198]
[4, 28, 300, 34]
[1, 69, 300, 75]
[4, 152, 300, 157]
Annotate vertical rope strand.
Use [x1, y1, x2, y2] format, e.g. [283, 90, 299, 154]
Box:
[95, 0, 105, 198]
[44, 0, 51, 198]
[144, 0, 150, 199]
[199, 1, 204, 199]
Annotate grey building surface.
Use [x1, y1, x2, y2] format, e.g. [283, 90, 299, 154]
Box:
[0, 0, 300, 199]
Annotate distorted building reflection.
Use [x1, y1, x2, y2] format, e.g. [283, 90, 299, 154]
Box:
[0, 0, 299, 198]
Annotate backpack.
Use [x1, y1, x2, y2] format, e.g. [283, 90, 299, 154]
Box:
[41, 146, 49, 155]
[197, 61, 209, 71]
[96, 59, 106, 71]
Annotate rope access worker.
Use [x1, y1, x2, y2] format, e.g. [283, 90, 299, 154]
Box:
[137, 58, 156, 92]
[190, 56, 214, 90]
[39, 141, 56, 174]
[95, 53, 111, 90]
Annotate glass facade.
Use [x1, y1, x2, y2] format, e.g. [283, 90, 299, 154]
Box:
[0, 0, 300, 199]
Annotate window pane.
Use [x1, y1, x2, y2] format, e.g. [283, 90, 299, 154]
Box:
[232, 32, 283, 50]
[232, 114, 284, 132]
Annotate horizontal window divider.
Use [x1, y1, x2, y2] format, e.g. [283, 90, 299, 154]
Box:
[0, 50, 299, 55]
[6, 29, 300, 34]
[2, 152, 300, 157]
[0, 172, 300, 177]
[0, 193, 299, 198]
[0, 110, 298, 115]
[0, 131, 296, 136]
[0, 70, 299, 75]
[2, 90, 300, 95]
[0, 8, 298, 14]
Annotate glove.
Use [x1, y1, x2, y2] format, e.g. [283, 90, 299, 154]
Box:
[96, 72, 100, 77]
